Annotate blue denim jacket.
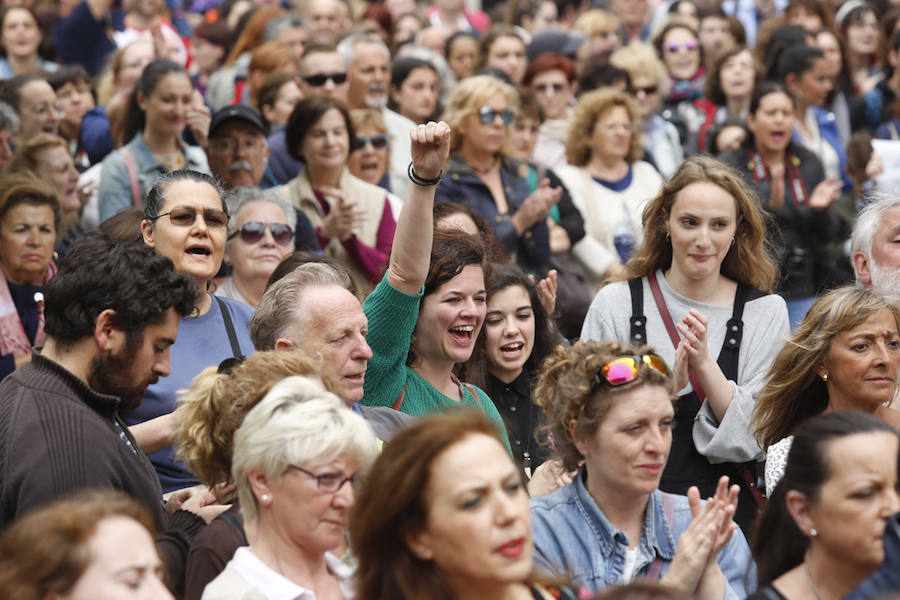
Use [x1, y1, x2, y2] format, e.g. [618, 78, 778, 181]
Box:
[530, 471, 755, 597]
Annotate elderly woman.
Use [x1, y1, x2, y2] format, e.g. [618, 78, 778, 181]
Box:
[278, 96, 396, 293]
[361, 120, 511, 443]
[0, 173, 58, 381]
[753, 286, 900, 494]
[0, 6, 57, 78]
[351, 411, 578, 599]
[581, 155, 790, 534]
[610, 42, 684, 178]
[749, 412, 900, 599]
[347, 107, 404, 207]
[531, 339, 752, 596]
[216, 187, 296, 309]
[202, 379, 378, 599]
[0, 490, 171, 599]
[523, 53, 577, 173]
[176, 351, 324, 600]
[6, 134, 82, 255]
[435, 75, 557, 274]
[124, 170, 254, 493]
[554, 89, 663, 287]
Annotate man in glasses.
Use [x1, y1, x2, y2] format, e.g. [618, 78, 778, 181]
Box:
[206, 105, 272, 190]
[0, 232, 225, 592]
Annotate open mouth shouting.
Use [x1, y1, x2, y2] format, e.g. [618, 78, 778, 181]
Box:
[449, 324, 476, 345]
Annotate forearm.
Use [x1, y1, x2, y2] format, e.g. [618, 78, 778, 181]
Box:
[694, 358, 733, 423]
[695, 563, 727, 600]
[386, 181, 434, 295]
[129, 413, 177, 455]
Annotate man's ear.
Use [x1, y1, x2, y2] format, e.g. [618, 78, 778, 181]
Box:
[274, 337, 296, 350]
[853, 251, 873, 286]
[94, 309, 125, 352]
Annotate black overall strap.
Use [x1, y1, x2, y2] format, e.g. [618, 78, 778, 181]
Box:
[214, 296, 245, 361]
[628, 278, 647, 343]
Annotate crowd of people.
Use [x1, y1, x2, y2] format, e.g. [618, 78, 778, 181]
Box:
[3, 0, 900, 598]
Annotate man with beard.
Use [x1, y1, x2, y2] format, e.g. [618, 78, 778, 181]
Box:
[206, 105, 272, 189]
[851, 194, 900, 295]
[0, 232, 223, 596]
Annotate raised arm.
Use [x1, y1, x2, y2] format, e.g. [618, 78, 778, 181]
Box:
[386, 121, 451, 295]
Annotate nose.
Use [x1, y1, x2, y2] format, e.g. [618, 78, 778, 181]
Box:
[643, 425, 668, 455]
[353, 335, 373, 360]
[503, 315, 519, 337]
[494, 489, 522, 524]
[260, 226, 277, 247]
[333, 478, 356, 508]
[155, 349, 172, 378]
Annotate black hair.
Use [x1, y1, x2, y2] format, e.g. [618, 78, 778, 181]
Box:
[143, 170, 226, 221]
[388, 56, 439, 119]
[445, 30, 479, 59]
[577, 63, 632, 97]
[0, 6, 40, 60]
[751, 411, 899, 586]
[743, 81, 796, 150]
[122, 59, 191, 144]
[762, 25, 809, 80]
[775, 44, 824, 85]
[46, 64, 92, 93]
[43, 231, 200, 348]
[284, 96, 355, 162]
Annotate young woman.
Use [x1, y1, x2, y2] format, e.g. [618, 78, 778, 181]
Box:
[389, 56, 440, 124]
[446, 31, 480, 81]
[836, 1, 882, 96]
[581, 155, 790, 534]
[697, 46, 756, 153]
[653, 19, 708, 149]
[479, 25, 528, 85]
[98, 60, 211, 222]
[0, 6, 57, 78]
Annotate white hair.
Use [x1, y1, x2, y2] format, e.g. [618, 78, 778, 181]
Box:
[225, 186, 298, 236]
[232, 376, 378, 524]
[851, 192, 900, 258]
[337, 34, 391, 65]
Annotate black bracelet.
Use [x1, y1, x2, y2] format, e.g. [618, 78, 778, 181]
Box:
[408, 162, 442, 187]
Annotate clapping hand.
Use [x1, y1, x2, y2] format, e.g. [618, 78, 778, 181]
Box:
[809, 176, 842, 211]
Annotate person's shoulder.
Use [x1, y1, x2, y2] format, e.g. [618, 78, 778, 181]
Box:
[718, 148, 746, 167]
[530, 480, 576, 513]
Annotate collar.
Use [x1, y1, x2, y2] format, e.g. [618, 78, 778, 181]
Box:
[571, 469, 675, 562]
[229, 547, 353, 600]
[29, 352, 122, 417]
[488, 369, 531, 403]
[447, 152, 526, 178]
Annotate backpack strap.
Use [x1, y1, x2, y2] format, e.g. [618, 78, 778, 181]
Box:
[120, 147, 141, 207]
[213, 296, 244, 361]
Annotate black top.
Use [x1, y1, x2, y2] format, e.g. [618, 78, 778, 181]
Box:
[745, 584, 788, 600]
[485, 369, 548, 473]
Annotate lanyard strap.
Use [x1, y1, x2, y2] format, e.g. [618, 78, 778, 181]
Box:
[750, 150, 809, 207]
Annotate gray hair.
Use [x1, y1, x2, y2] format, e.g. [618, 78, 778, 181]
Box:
[232, 377, 378, 524]
[337, 34, 390, 66]
[0, 101, 20, 134]
[851, 192, 900, 259]
[225, 186, 298, 242]
[249, 262, 354, 350]
[143, 170, 226, 222]
[265, 15, 306, 41]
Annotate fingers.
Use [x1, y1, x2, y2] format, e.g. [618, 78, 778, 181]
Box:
[688, 485, 702, 518]
[410, 120, 450, 145]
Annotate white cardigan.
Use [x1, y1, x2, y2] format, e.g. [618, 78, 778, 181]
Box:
[554, 161, 663, 287]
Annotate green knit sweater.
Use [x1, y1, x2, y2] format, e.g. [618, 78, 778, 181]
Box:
[362, 276, 511, 452]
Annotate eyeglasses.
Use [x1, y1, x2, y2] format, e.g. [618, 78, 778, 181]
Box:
[228, 221, 294, 245]
[597, 121, 634, 133]
[534, 82, 567, 94]
[594, 354, 670, 387]
[149, 206, 228, 228]
[632, 85, 659, 96]
[288, 464, 362, 493]
[478, 106, 514, 125]
[354, 133, 389, 150]
[302, 72, 348, 86]
[209, 137, 264, 155]
[664, 40, 699, 53]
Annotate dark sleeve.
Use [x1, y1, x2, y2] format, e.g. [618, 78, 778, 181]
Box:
[51, 1, 116, 76]
[546, 169, 585, 244]
[849, 93, 872, 132]
[158, 509, 207, 599]
[293, 208, 321, 252]
[0, 354, 13, 382]
[183, 514, 244, 600]
[80, 107, 115, 165]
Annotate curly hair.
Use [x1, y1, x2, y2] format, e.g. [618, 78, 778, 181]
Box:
[565, 88, 643, 166]
[441, 74, 519, 153]
[533, 339, 675, 472]
[623, 154, 777, 292]
[43, 231, 199, 348]
[175, 349, 326, 490]
[6, 133, 69, 176]
[751, 286, 900, 450]
[610, 42, 672, 99]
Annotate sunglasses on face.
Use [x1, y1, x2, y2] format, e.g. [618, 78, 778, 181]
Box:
[594, 354, 671, 387]
[302, 72, 348, 86]
[151, 206, 228, 228]
[478, 106, 514, 125]
[227, 221, 294, 245]
[664, 40, 699, 53]
[632, 85, 659, 96]
[354, 133, 389, 151]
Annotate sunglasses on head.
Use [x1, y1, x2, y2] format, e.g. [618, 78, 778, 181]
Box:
[664, 40, 699, 53]
[478, 106, 514, 125]
[302, 72, 348, 87]
[354, 133, 389, 150]
[151, 206, 228, 229]
[228, 221, 294, 245]
[594, 354, 670, 387]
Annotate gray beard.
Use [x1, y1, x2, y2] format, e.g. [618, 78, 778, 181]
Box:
[869, 258, 900, 298]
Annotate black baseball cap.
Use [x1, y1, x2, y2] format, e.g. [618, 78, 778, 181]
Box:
[209, 104, 268, 138]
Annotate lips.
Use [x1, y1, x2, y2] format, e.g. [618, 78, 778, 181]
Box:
[448, 324, 475, 345]
[186, 245, 212, 257]
[637, 463, 663, 475]
[499, 341, 525, 360]
[495, 537, 526, 558]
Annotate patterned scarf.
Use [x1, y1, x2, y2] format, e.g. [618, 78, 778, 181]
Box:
[0, 263, 56, 357]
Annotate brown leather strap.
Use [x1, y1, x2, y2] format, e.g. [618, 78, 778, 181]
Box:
[120, 147, 142, 208]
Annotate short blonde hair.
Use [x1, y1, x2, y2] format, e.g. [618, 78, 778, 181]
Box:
[573, 9, 620, 36]
[442, 74, 519, 153]
[610, 42, 671, 97]
[566, 88, 643, 166]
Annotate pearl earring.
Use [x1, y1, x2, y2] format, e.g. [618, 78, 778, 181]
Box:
[810, 528, 817, 537]
[261, 493, 271, 502]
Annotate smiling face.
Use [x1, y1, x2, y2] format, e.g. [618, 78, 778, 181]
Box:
[300, 107, 350, 171]
[407, 433, 533, 593]
[0, 201, 55, 285]
[574, 383, 674, 500]
[18, 80, 60, 140]
[662, 27, 701, 81]
[65, 516, 173, 600]
[141, 179, 227, 287]
[485, 35, 527, 85]
[590, 104, 633, 164]
[819, 308, 900, 410]
[1, 7, 39, 59]
[666, 181, 738, 285]
[33, 145, 80, 214]
[483, 285, 535, 384]
[531, 69, 572, 121]
[414, 264, 486, 366]
[747, 90, 795, 155]
[347, 123, 388, 185]
[393, 66, 439, 124]
[226, 200, 294, 285]
[137, 72, 193, 139]
[719, 49, 755, 100]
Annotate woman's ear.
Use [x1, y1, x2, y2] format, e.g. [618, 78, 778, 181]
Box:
[569, 418, 590, 458]
[405, 529, 436, 562]
[140, 219, 155, 248]
[136, 91, 147, 113]
[248, 469, 274, 507]
[785, 489, 817, 538]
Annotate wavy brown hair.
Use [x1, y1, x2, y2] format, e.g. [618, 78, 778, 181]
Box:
[623, 154, 777, 291]
[751, 286, 900, 450]
[534, 339, 675, 472]
[565, 88, 644, 166]
[175, 349, 326, 490]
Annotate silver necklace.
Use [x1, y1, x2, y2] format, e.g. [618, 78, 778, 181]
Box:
[805, 563, 824, 600]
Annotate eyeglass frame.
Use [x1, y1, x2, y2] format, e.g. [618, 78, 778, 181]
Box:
[287, 464, 362, 493]
[227, 221, 295, 245]
[592, 353, 671, 388]
[147, 206, 229, 229]
[477, 105, 514, 125]
[353, 133, 390, 151]
[302, 72, 348, 87]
